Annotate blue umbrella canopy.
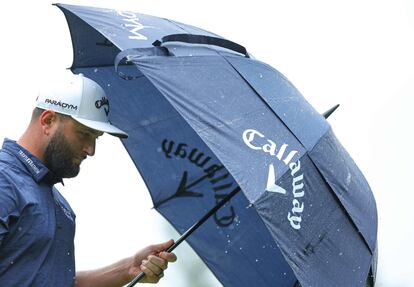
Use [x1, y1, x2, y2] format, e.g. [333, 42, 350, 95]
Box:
[56, 4, 377, 286]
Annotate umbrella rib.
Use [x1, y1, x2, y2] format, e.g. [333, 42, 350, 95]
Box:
[75, 63, 139, 69]
[221, 56, 309, 151]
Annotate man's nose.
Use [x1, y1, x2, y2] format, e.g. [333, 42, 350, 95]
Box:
[84, 140, 96, 157]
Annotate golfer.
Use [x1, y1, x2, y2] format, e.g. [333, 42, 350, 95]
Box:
[0, 74, 176, 286]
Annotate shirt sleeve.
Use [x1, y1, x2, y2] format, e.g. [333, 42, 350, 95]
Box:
[0, 174, 20, 246]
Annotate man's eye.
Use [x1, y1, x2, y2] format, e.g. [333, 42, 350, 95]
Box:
[78, 131, 89, 138]
[79, 130, 100, 140]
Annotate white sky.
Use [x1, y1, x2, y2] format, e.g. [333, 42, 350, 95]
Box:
[1, 1, 413, 286]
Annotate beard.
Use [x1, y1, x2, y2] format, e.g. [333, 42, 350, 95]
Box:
[44, 127, 81, 179]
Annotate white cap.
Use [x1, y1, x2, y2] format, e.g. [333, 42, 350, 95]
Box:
[36, 74, 128, 138]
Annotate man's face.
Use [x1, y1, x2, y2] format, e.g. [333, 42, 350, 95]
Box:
[44, 117, 102, 178]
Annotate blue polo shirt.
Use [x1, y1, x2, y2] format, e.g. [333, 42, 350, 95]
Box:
[0, 139, 76, 286]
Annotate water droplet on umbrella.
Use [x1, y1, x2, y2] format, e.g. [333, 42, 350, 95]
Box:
[339, 252, 343, 256]
[10, 261, 14, 265]
[262, 245, 266, 249]
[224, 250, 228, 254]
[259, 73, 263, 78]
[67, 252, 71, 256]
[107, 83, 111, 87]
[255, 259, 259, 262]
[94, 68, 98, 73]
[239, 247, 243, 250]
[18, 227, 22, 231]
[283, 272, 287, 276]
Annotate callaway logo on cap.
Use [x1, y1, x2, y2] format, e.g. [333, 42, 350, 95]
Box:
[36, 73, 128, 138]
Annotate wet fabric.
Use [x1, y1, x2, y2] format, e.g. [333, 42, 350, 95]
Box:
[0, 139, 76, 286]
[56, 4, 378, 286]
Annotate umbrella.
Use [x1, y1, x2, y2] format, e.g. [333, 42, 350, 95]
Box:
[55, 4, 378, 287]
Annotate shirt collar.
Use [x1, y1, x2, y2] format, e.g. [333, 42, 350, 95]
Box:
[2, 139, 63, 185]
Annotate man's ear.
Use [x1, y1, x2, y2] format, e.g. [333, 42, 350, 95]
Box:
[39, 110, 58, 136]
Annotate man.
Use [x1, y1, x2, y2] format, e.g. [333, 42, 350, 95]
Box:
[0, 74, 176, 286]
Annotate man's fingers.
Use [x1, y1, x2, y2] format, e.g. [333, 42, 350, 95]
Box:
[132, 240, 178, 284]
[140, 265, 162, 283]
[159, 251, 177, 263]
[142, 256, 166, 274]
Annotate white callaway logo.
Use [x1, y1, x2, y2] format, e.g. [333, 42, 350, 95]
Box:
[266, 164, 286, 194]
[242, 129, 305, 230]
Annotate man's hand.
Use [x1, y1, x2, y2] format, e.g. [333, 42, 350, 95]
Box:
[75, 240, 177, 287]
[128, 239, 177, 284]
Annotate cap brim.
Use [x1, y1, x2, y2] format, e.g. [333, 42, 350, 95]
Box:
[73, 117, 128, 138]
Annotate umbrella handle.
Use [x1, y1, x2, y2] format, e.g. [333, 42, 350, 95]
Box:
[126, 186, 242, 287]
[153, 34, 250, 58]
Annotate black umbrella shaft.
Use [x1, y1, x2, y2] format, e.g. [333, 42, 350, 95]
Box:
[126, 186, 241, 287]
[166, 185, 241, 252]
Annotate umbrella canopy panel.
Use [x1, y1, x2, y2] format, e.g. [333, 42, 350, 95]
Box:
[226, 56, 377, 252]
[57, 3, 222, 68]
